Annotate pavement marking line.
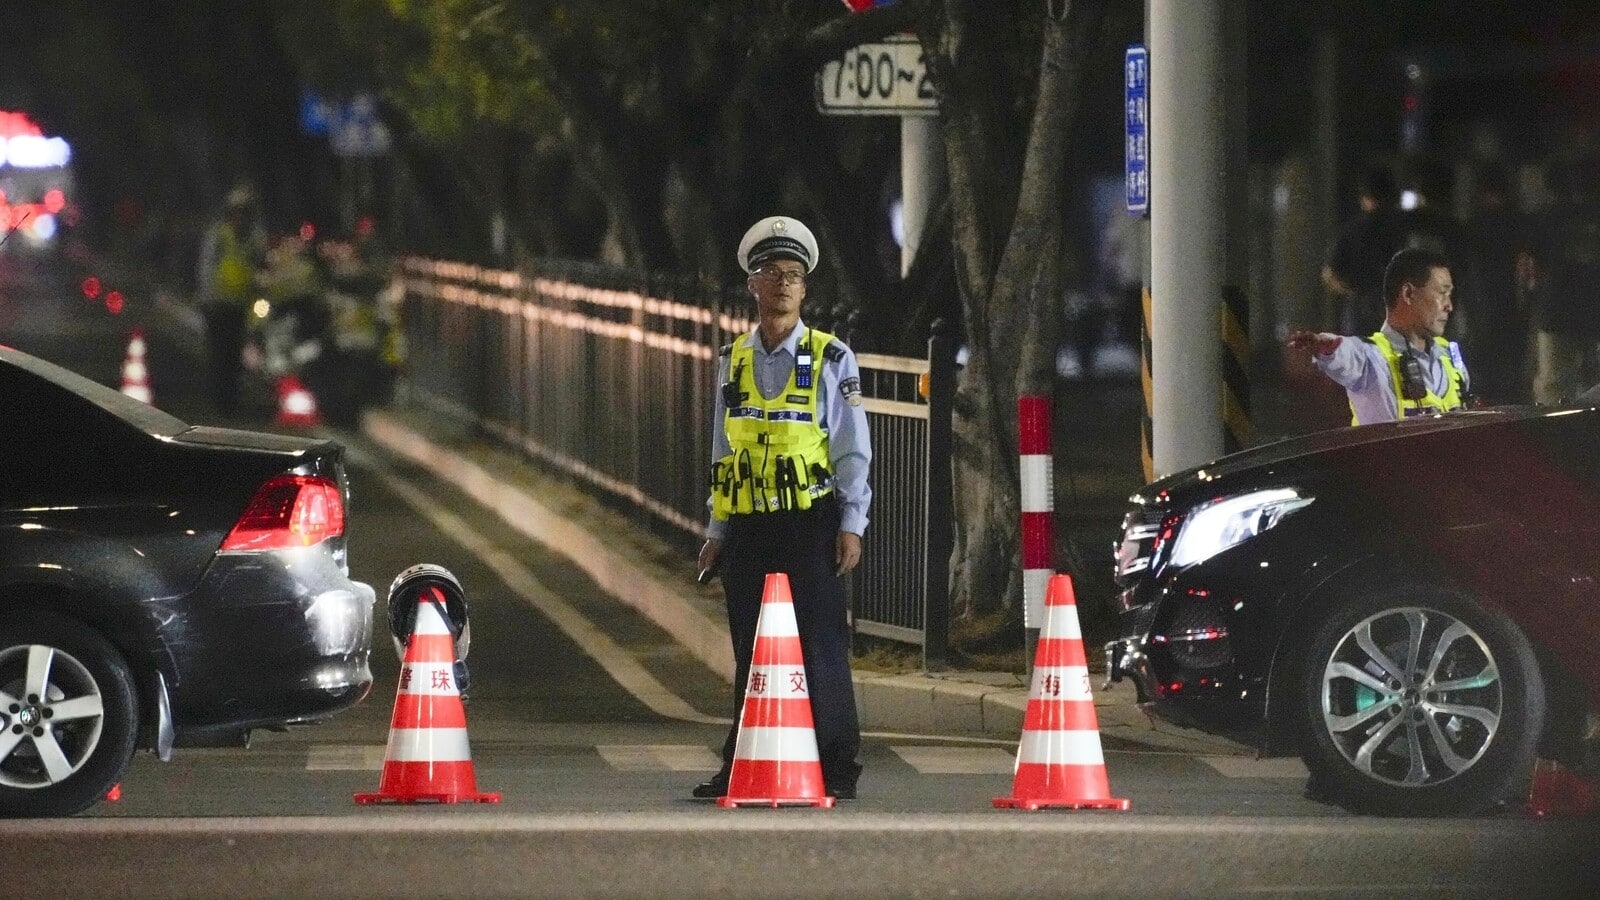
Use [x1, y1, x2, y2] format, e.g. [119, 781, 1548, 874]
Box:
[348, 444, 727, 727]
[305, 745, 388, 771]
[1199, 756, 1310, 779]
[891, 746, 1015, 775]
[597, 744, 723, 772]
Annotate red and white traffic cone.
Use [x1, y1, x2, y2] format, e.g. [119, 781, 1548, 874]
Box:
[718, 572, 834, 808]
[120, 329, 152, 404]
[1526, 758, 1599, 819]
[995, 573, 1130, 811]
[274, 374, 322, 428]
[355, 586, 499, 804]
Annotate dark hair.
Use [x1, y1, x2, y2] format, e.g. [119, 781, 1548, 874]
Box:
[1384, 247, 1450, 308]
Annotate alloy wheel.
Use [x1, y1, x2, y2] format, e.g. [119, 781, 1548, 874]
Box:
[1320, 606, 1502, 788]
[0, 644, 107, 790]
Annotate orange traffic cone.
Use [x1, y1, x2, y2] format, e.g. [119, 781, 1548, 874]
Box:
[355, 586, 499, 804]
[718, 573, 834, 808]
[120, 329, 152, 404]
[995, 573, 1130, 811]
[1527, 758, 1599, 818]
[274, 374, 322, 428]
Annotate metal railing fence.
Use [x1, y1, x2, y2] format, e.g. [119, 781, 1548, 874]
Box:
[397, 257, 953, 666]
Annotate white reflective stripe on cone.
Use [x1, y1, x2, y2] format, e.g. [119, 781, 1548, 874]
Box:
[1019, 455, 1053, 512]
[744, 664, 813, 697]
[755, 604, 800, 638]
[385, 727, 472, 762]
[399, 662, 459, 696]
[1023, 569, 1052, 620]
[414, 600, 454, 635]
[1030, 665, 1094, 702]
[1016, 729, 1106, 766]
[731, 727, 821, 761]
[1040, 603, 1083, 639]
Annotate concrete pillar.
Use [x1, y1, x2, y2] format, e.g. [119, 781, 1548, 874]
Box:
[1149, 0, 1225, 476]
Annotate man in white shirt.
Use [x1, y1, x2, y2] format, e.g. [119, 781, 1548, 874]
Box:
[1288, 247, 1469, 425]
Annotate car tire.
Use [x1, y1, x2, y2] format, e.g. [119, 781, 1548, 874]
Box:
[0, 613, 139, 818]
[1296, 583, 1544, 817]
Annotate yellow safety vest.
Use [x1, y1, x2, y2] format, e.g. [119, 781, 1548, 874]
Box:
[710, 328, 838, 520]
[215, 224, 254, 300]
[1356, 331, 1465, 425]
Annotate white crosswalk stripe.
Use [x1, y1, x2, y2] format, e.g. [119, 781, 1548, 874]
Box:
[302, 742, 1296, 779]
[305, 746, 389, 771]
[596, 745, 723, 772]
[891, 746, 1015, 775]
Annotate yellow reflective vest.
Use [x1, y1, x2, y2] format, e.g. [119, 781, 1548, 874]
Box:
[1357, 331, 1465, 424]
[710, 328, 838, 519]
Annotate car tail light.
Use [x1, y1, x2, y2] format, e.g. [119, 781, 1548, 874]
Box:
[220, 474, 346, 552]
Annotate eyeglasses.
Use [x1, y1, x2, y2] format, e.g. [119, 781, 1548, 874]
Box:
[754, 268, 806, 286]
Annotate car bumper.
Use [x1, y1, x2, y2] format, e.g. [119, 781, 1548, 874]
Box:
[161, 548, 375, 732]
[1108, 574, 1268, 735]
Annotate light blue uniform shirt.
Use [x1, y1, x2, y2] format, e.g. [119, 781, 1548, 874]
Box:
[1312, 322, 1469, 426]
[707, 320, 872, 539]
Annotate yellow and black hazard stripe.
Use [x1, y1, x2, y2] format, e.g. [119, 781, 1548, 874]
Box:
[1140, 286, 1154, 483]
[1221, 285, 1253, 453]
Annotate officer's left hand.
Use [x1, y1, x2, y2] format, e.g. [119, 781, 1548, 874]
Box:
[835, 531, 862, 576]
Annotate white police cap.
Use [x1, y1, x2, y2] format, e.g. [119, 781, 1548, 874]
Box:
[737, 216, 819, 274]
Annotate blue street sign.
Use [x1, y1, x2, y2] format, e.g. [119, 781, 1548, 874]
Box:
[300, 89, 332, 137]
[1125, 44, 1149, 215]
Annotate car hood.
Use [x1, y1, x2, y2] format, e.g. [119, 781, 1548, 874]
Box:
[1135, 406, 1572, 508]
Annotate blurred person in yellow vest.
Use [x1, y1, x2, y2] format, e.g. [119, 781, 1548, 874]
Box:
[196, 184, 268, 415]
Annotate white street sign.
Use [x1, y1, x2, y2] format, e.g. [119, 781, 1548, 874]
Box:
[815, 37, 937, 116]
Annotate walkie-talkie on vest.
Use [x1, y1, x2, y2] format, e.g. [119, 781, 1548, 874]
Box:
[722, 359, 745, 408]
[1400, 350, 1429, 402]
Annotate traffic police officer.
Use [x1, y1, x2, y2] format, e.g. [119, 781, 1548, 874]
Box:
[693, 216, 872, 800]
[1288, 247, 1470, 425]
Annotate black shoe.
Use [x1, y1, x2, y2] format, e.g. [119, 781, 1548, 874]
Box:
[692, 777, 729, 799]
[826, 783, 857, 801]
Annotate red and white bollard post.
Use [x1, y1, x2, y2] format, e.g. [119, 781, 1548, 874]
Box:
[1018, 396, 1054, 638]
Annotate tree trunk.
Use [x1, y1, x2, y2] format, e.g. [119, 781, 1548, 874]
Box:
[925, 0, 1104, 621]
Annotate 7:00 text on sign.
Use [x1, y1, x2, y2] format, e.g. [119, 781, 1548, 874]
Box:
[815, 37, 938, 116]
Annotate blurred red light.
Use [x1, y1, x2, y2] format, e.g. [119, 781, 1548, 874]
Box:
[43, 189, 65, 214]
[105, 291, 125, 314]
[82, 276, 101, 299]
[299, 221, 315, 242]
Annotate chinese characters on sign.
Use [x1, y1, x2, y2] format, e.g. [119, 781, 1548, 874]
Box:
[1125, 44, 1149, 215]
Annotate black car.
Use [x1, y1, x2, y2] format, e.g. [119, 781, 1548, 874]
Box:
[1107, 407, 1600, 816]
[0, 345, 374, 817]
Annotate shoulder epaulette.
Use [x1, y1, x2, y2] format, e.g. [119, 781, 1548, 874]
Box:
[718, 342, 734, 357]
[822, 340, 847, 363]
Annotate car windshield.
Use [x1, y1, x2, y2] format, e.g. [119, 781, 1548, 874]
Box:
[0, 345, 189, 438]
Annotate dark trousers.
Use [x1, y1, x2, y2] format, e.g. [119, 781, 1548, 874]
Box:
[202, 303, 248, 415]
[717, 498, 862, 789]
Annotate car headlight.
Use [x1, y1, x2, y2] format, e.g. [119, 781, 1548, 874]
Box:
[1168, 488, 1313, 569]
